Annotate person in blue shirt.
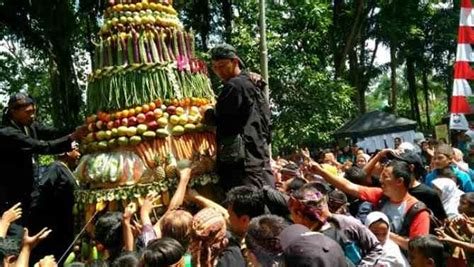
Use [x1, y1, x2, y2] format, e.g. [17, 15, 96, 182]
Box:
[424, 144, 474, 192]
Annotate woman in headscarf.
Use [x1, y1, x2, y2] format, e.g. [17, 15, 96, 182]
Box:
[355, 154, 370, 169]
[432, 178, 464, 220]
[365, 212, 409, 267]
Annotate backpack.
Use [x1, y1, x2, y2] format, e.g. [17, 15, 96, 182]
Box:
[322, 222, 361, 267]
[376, 197, 442, 236]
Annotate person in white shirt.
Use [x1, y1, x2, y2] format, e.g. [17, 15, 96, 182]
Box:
[432, 177, 464, 220]
[365, 212, 409, 267]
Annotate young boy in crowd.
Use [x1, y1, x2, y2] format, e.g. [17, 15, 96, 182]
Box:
[408, 235, 445, 267]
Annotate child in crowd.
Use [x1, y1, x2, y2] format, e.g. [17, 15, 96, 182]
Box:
[408, 235, 445, 267]
[139, 237, 185, 266]
[365, 212, 409, 267]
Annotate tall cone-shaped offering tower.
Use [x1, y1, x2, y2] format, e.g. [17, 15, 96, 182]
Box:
[74, 0, 217, 228]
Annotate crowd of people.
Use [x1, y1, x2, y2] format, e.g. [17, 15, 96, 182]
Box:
[3, 139, 474, 266]
[1, 44, 474, 267]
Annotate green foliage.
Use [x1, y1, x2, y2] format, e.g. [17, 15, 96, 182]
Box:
[0, 0, 88, 129]
[271, 72, 355, 153]
[38, 155, 55, 166]
[228, 1, 356, 152]
[0, 38, 54, 124]
[367, 67, 448, 128]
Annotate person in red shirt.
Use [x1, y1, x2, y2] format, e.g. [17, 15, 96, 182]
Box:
[303, 151, 430, 250]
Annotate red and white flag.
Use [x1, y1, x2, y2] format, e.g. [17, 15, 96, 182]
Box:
[451, 0, 474, 130]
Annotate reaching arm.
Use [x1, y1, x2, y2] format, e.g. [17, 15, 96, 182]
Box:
[309, 161, 361, 198]
[138, 194, 161, 245]
[456, 214, 474, 237]
[0, 127, 72, 155]
[185, 188, 229, 220]
[299, 148, 361, 198]
[167, 168, 192, 212]
[437, 229, 474, 252]
[149, 167, 192, 234]
[122, 203, 137, 252]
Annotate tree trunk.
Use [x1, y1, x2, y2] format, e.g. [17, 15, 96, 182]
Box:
[389, 42, 398, 113]
[446, 60, 454, 112]
[348, 50, 362, 114]
[49, 41, 83, 129]
[406, 56, 421, 126]
[332, 0, 343, 77]
[197, 0, 211, 50]
[334, 0, 365, 78]
[422, 67, 431, 128]
[222, 0, 233, 43]
[349, 37, 369, 114]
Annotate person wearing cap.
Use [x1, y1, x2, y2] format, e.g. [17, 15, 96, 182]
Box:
[279, 223, 350, 267]
[244, 214, 289, 267]
[304, 150, 431, 251]
[424, 144, 474, 192]
[206, 43, 274, 191]
[189, 207, 243, 267]
[0, 92, 87, 224]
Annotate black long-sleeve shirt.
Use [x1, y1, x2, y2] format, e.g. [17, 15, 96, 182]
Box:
[205, 72, 273, 189]
[0, 120, 73, 215]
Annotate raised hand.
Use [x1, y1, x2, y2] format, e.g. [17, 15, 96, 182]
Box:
[436, 229, 456, 243]
[300, 147, 312, 162]
[1, 202, 22, 224]
[305, 160, 324, 174]
[141, 193, 160, 214]
[22, 227, 52, 250]
[457, 214, 474, 236]
[131, 220, 143, 237]
[140, 193, 161, 226]
[34, 255, 57, 267]
[70, 124, 89, 141]
[123, 202, 137, 221]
